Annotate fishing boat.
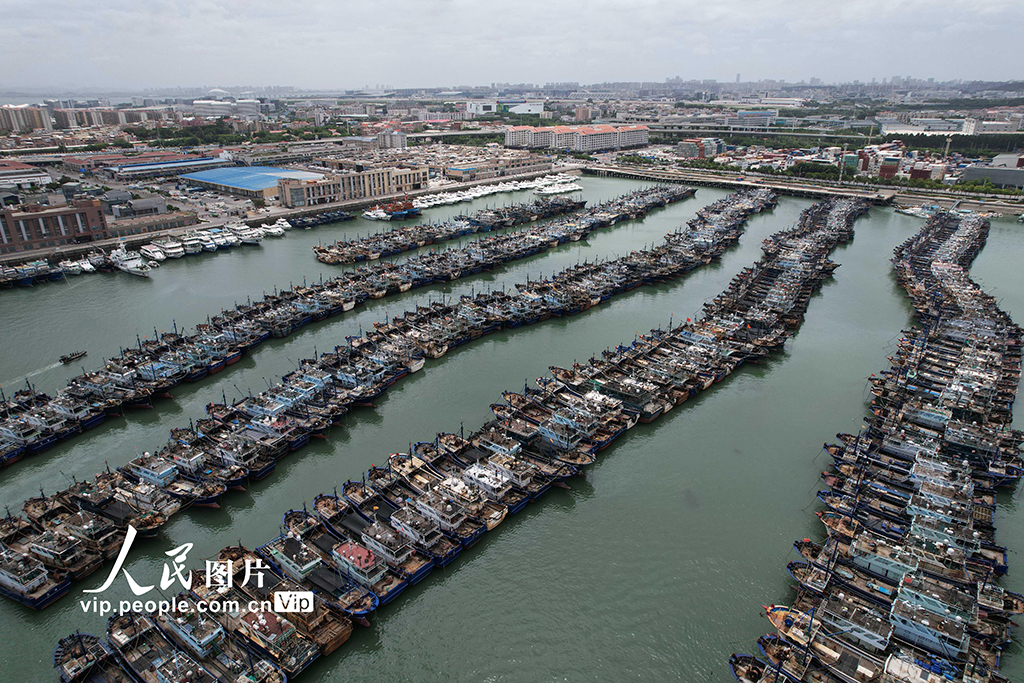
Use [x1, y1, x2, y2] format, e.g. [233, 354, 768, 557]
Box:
[59, 351, 87, 364]
[153, 594, 286, 683]
[58, 260, 83, 276]
[53, 632, 131, 683]
[106, 612, 219, 683]
[0, 545, 70, 610]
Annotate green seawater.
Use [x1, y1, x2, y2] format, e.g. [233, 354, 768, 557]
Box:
[1, 177, 1022, 681]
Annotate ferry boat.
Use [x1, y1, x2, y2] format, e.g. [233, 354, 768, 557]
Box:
[179, 233, 205, 254]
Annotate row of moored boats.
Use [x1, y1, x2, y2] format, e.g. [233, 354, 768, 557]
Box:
[315, 195, 586, 265]
[2, 187, 773, 611]
[730, 212, 1024, 683]
[0, 219, 293, 287]
[408, 173, 581, 211]
[39, 192, 878, 682]
[0, 187, 695, 471]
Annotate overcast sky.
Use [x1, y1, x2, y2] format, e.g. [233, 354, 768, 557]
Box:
[2, 0, 1021, 91]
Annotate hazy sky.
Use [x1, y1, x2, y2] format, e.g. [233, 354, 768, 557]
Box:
[2, 0, 1021, 91]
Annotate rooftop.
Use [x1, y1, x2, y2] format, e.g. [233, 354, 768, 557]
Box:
[180, 165, 323, 191]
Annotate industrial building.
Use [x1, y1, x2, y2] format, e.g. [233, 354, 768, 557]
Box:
[0, 199, 107, 254]
[962, 153, 1024, 188]
[63, 151, 193, 173]
[100, 157, 232, 181]
[180, 166, 325, 199]
[0, 160, 52, 189]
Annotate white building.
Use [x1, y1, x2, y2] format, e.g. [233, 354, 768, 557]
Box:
[192, 100, 236, 117]
[467, 100, 544, 116]
[377, 130, 408, 149]
[234, 99, 261, 119]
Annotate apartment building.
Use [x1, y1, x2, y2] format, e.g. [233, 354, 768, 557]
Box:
[505, 124, 649, 152]
[0, 105, 53, 133]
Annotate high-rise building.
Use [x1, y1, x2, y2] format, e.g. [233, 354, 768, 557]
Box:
[0, 104, 53, 132]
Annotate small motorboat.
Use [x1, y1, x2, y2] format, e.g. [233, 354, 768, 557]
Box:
[60, 351, 88, 364]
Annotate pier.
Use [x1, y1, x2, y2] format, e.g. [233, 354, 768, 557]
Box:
[583, 164, 897, 204]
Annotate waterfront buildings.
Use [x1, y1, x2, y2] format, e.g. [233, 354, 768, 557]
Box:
[0, 200, 106, 254]
[277, 166, 428, 207]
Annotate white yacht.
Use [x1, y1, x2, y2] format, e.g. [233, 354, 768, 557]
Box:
[534, 182, 583, 196]
[207, 228, 239, 247]
[273, 218, 292, 230]
[139, 244, 166, 261]
[205, 228, 232, 248]
[76, 258, 95, 273]
[58, 259, 82, 275]
[229, 224, 263, 245]
[151, 237, 185, 258]
[179, 234, 204, 255]
[190, 231, 218, 252]
[261, 223, 285, 237]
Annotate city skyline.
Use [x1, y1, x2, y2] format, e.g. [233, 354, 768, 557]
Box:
[3, 0, 1021, 91]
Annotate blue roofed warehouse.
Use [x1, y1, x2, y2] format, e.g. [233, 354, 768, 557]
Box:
[179, 166, 324, 199]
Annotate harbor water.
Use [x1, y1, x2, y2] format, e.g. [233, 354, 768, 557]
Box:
[1, 177, 1023, 681]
